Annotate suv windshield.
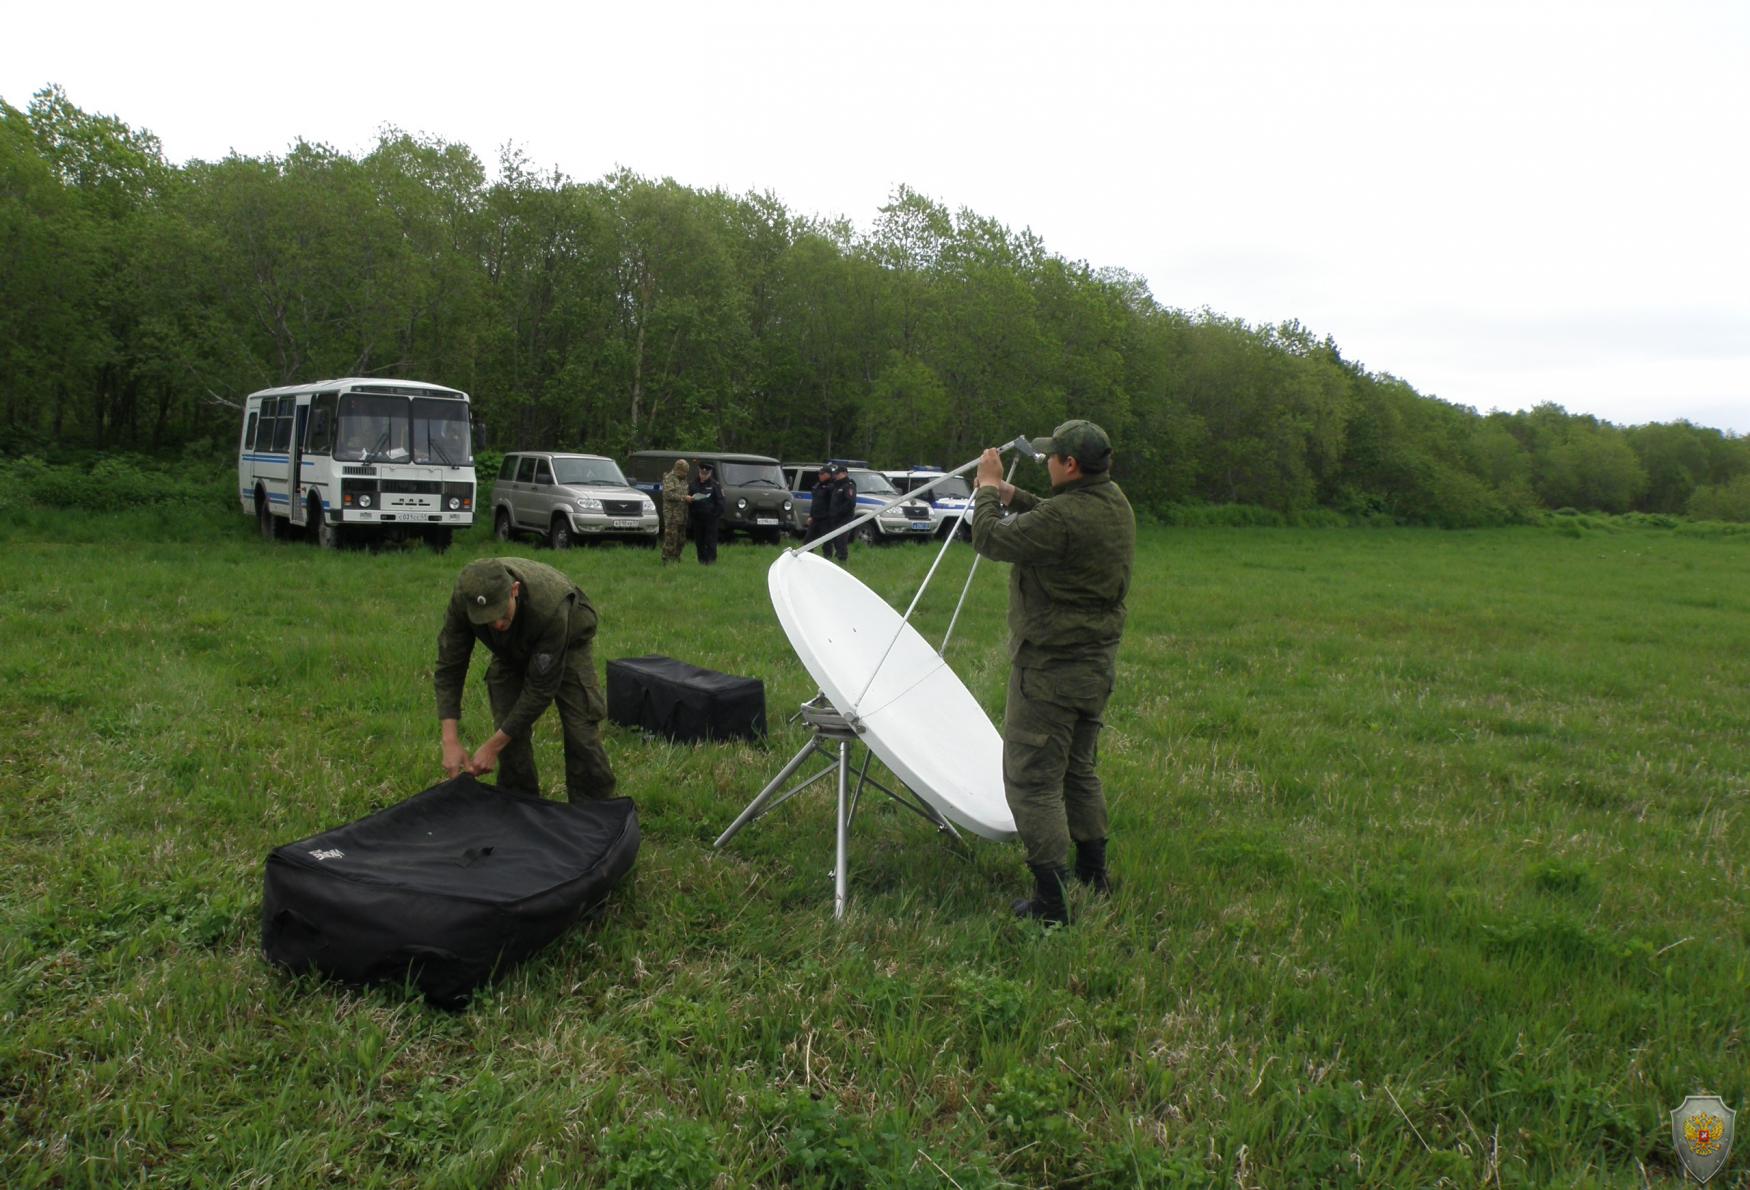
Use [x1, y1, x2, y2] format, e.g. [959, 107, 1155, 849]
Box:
[553, 457, 629, 486]
[850, 470, 898, 497]
[924, 475, 970, 499]
[719, 462, 785, 487]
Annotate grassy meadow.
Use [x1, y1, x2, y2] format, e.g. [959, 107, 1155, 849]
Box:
[2, 504, 1747, 1186]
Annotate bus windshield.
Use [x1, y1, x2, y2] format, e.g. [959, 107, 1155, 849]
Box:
[552, 457, 628, 486]
[333, 394, 473, 464]
[336, 395, 412, 462]
[413, 398, 472, 466]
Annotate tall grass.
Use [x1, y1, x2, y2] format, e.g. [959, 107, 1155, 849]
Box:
[1, 504, 1746, 1185]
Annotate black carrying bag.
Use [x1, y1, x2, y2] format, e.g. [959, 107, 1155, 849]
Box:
[606, 654, 766, 743]
[261, 775, 638, 1007]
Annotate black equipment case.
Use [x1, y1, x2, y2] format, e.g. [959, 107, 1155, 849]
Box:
[606, 655, 766, 743]
[262, 775, 638, 1007]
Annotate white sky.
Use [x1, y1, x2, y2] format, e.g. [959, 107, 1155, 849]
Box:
[6, 0, 1746, 432]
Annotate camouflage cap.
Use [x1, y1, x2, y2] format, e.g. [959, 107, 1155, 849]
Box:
[457, 558, 515, 625]
[1029, 419, 1113, 472]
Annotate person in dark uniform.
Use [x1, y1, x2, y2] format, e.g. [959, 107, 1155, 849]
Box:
[825, 461, 856, 562]
[435, 557, 617, 802]
[688, 461, 726, 564]
[803, 462, 833, 546]
[970, 421, 1135, 925]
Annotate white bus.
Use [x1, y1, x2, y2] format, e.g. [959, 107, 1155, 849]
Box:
[237, 377, 477, 550]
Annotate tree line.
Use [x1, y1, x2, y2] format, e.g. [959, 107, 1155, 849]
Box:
[3, 86, 1746, 524]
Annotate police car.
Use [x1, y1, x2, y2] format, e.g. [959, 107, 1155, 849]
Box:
[884, 467, 974, 539]
[782, 463, 934, 542]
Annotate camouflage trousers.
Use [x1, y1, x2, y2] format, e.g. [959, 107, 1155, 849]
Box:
[1001, 664, 1111, 868]
[484, 649, 617, 802]
[660, 506, 688, 561]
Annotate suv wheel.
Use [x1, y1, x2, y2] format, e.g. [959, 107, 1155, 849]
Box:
[494, 508, 513, 542]
[548, 516, 573, 550]
[853, 521, 877, 546]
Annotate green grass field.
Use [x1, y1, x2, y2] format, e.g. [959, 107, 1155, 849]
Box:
[2, 509, 1747, 1186]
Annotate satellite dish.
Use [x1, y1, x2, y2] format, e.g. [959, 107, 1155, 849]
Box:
[767, 549, 1016, 840]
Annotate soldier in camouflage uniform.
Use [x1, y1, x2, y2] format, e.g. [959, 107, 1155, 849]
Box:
[971, 420, 1135, 924]
[435, 557, 617, 802]
[660, 459, 691, 563]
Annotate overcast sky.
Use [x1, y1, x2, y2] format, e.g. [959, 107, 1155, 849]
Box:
[6, 0, 1746, 432]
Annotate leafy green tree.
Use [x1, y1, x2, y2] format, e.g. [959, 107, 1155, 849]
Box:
[1687, 474, 1750, 521]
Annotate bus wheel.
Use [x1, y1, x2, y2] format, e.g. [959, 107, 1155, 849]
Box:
[256, 495, 279, 541]
[494, 508, 514, 542]
[548, 517, 573, 550]
[423, 528, 453, 553]
[317, 511, 345, 550]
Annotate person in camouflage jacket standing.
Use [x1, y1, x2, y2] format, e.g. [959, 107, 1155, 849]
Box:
[435, 557, 617, 802]
[660, 459, 691, 563]
[971, 420, 1135, 924]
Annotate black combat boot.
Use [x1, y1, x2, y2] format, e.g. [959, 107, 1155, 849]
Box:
[1011, 862, 1070, 925]
[1074, 838, 1111, 896]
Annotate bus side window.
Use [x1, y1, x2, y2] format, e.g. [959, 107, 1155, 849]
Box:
[306, 393, 337, 455]
[243, 411, 258, 452]
[254, 405, 275, 451]
[271, 397, 294, 452]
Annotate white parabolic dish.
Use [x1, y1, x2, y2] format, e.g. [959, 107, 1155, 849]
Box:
[767, 549, 1017, 841]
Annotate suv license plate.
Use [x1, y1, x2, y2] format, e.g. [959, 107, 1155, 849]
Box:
[612, 518, 639, 529]
[755, 517, 779, 525]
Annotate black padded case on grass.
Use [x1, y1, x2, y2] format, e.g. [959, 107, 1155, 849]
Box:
[606, 654, 766, 743]
[261, 775, 638, 1007]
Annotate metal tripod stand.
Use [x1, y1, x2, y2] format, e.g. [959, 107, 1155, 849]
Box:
[714, 693, 964, 918]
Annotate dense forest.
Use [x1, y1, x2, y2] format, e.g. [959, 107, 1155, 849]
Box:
[3, 86, 1746, 524]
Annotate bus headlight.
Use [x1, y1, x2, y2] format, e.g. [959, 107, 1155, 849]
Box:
[448, 496, 460, 510]
[359, 494, 373, 508]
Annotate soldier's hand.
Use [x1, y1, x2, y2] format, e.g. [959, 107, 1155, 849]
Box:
[442, 738, 470, 779]
[469, 733, 508, 778]
[976, 447, 1004, 489]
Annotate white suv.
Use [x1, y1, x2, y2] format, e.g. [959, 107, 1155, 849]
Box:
[492, 452, 659, 548]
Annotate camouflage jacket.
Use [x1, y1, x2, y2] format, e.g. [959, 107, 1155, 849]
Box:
[661, 471, 690, 513]
[970, 473, 1135, 687]
[434, 558, 598, 739]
